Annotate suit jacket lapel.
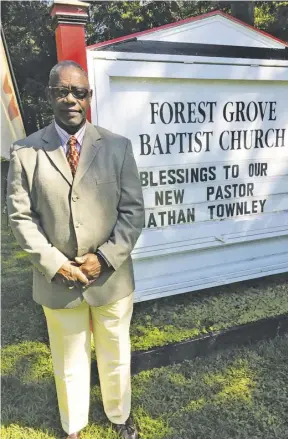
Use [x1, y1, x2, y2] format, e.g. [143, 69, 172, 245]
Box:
[73, 122, 102, 187]
[42, 122, 73, 186]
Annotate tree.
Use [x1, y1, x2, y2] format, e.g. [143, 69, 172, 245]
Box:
[254, 1, 288, 42]
[2, 1, 287, 133]
[1, 1, 57, 134]
[86, 1, 288, 45]
[86, 1, 231, 45]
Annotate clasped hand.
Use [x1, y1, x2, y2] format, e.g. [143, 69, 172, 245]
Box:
[56, 253, 105, 287]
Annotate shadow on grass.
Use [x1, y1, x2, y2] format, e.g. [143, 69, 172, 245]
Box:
[2, 376, 60, 437]
[130, 337, 288, 439]
[1, 376, 112, 439]
[1, 222, 49, 347]
[1, 340, 109, 439]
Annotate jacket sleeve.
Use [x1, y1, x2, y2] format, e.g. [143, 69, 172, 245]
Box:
[97, 139, 145, 270]
[7, 148, 68, 282]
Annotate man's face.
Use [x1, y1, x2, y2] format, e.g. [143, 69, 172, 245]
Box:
[48, 66, 92, 133]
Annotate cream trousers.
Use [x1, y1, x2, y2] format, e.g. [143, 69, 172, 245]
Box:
[43, 293, 134, 435]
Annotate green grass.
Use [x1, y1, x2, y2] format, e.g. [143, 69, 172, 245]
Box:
[2, 334, 288, 438]
[131, 274, 288, 349]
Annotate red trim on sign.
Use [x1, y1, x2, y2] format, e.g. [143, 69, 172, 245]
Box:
[87, 10, 288, 50]
[217, 10, 288, 46]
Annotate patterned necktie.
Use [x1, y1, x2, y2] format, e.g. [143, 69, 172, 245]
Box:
[66, 136, 80, 177]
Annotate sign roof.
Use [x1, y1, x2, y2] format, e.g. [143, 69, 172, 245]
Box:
[87, 10, 288, 51]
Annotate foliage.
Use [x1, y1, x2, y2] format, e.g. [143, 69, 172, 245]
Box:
[86, 1, 231, 45]
[1, 2, 287, 134]
[1, 1, 57, 134]
[254, 1, 288, 42]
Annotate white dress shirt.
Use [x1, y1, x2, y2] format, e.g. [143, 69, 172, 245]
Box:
[54, 121, 86, 154]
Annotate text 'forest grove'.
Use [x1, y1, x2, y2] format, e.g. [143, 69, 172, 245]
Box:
[139, 100, 286, 155]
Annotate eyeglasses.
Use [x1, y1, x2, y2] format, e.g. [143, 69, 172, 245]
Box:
[48, 86, 91, 100]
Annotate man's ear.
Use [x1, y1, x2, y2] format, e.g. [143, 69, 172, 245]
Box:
[89, 89, 93, 102]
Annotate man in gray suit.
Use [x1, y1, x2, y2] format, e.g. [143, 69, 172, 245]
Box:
[7, 60, 144, 439]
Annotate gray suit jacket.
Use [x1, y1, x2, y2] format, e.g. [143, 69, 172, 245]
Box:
[7, 122, 144, 308]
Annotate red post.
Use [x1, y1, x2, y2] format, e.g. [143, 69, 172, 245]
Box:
[50, 1, 91, 120]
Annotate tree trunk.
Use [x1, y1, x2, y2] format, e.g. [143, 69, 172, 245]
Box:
[230, 1, 255, 26]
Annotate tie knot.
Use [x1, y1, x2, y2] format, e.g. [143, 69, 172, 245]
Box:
[68, 136, 77, 147]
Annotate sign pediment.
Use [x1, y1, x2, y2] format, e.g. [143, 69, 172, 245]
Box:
[138, 13, 285, 49]
[138, 13, 286, 49]
[88, 11, 287, 51]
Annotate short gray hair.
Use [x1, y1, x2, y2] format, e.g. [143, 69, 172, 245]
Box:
[48, 60, 88, 85]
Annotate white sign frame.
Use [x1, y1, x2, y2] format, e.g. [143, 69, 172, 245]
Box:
[87, 49, 288, 301]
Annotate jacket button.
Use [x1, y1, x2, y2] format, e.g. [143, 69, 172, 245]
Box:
[72, 196, 79, 202]
[75, 223, 81, 228]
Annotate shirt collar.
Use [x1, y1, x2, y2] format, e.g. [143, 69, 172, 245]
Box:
[54, 121, 87, 147]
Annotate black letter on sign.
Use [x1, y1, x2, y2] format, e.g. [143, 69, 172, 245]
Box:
[150, 103, 159, 124]
[140, 134, 151, 155]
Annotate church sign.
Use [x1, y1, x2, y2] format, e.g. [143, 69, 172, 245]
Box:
[87, 12, 288, 301]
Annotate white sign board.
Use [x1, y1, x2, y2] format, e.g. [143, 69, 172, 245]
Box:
[87, 51, 288, 302]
